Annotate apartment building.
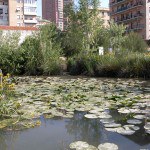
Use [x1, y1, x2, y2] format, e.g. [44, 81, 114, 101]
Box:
[42, 0, 73, 31]
[88, 7, 110, 27]
[99, 8, 110, 27]
[109, 0, 150, 40]
[0, 0, 37, 27]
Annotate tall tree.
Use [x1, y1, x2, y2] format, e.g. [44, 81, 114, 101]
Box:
[62, 0, 103, 56]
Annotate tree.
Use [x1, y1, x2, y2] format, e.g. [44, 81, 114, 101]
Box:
[103, 21, 126, 53]
[62, 0, 103, 56]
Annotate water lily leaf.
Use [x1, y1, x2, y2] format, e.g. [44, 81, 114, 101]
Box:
[133, 115, 145, 120]
[104, 123, 121, 128]
[98, 143, 118, 150]
[127, 119, 142, 125]
[84, 114, 98, 119]
[69, 141, 89, 149]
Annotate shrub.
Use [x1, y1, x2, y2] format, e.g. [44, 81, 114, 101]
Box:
[21, 35, 43, 75]
[122, 32, 148, 53]
[0, 31, 24, 74]
[67, 52, 150, 78]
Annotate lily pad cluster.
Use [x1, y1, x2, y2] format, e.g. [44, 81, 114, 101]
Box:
[69, 141, 118, 150]
[0, 76, 149, 134]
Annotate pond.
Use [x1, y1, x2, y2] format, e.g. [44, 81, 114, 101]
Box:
[0, 76, 150, 150]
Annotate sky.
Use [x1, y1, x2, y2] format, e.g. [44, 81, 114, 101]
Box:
[37, 0, 109, 16]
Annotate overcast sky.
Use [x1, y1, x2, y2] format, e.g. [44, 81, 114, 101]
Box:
[37, 0, 109, 16]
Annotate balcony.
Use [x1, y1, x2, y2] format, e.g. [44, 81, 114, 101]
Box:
[111, 1, 143, 15]
[110, 0, 130, 7]
[24, 19, 37, 24]
[24, 3, 37, 7]
[126, 24, 144, 32]
[116, 13, 143, 23]
[24, 11, 37, 16]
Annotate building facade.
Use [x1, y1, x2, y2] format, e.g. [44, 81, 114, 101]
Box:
[109, 0, 150, 40]
[0, 0, 37, 27]
[98, 7, 110, 27]
[42, 0, 73, 31]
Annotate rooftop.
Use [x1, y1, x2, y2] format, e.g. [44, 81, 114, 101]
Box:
[0, 26, 38, 31]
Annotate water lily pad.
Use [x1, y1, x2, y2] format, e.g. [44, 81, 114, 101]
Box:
[104, 123, 121, 128]
[84, 114, 98, 119]
[133, 115, 145, 120]
[118, 108, 130, 114]
[144, 123, 150, 130]
[117, 127, 135, 135]
[100, 118, 115, 124]
[98, 143, 118, 150]
[69, 141, 89, 149]
[44, 114, 54, 119]
[85, 145, 98, 150]
[123, 125, 140, 131]
[105, 128, 118, 132]
[98, 114, 112, 119]
[127, 119, 142, 125]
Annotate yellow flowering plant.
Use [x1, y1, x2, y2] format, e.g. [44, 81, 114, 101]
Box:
[0, 72, 17, 117]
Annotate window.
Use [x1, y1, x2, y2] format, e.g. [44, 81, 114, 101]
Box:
[17, 15, 20, 19]
[59, 12, 63, 18]
[0, 9, 3, 14]
[24, 6, 36, 13]
[17, 23, 20, 26]
[16, 7, 21, 11]
[24, 0, 37, 4]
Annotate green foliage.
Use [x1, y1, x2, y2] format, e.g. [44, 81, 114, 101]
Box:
[122, 32, 148, 53]
[0, 74, 18, 118]
[0, 31, 24, 74]
[62, 0, 103, 56]
[21, 34, 42, 75]
[0, 24, 63, 75]
[39, 24, 63, 75]
[67, 53, 150, 78]
[100, 21, 126, 52]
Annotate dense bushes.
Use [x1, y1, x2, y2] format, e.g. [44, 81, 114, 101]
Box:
[0, 32, 25, 74]
[0, 24, 63, 75]
[67, 53, 150, 78]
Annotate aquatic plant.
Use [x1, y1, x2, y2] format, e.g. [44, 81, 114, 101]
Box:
[0, 73, 18, 118]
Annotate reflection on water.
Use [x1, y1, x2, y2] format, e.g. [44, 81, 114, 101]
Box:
[0, 111, 149, 150]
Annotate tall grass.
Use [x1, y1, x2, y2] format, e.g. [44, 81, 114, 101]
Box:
[67, 52, 150, 78]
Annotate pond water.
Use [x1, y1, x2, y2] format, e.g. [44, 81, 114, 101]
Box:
[0, 76, 150, 150]
[0, 111, 149, 150]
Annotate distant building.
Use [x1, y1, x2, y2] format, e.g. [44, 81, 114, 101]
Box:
[109, 0, 150, 40]
[0, 0, 37, 27]
[0, 26, 38, 44]
[42, 0, 73, 31]
[35, 16, 51, 27]
[89, 7, 110, 27]
[98, 7, 110, 27]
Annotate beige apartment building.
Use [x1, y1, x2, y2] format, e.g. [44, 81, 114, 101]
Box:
[0, 0, 37, 27]
[89, 7, 110, 27]
[98, 7, 110, 27]
[109, 0, 150, 40]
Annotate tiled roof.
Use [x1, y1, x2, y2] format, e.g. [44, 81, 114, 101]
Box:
[0, 26, 38, 31]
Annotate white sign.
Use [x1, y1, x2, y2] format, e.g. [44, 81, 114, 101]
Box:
[99, 47, 104, 55]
